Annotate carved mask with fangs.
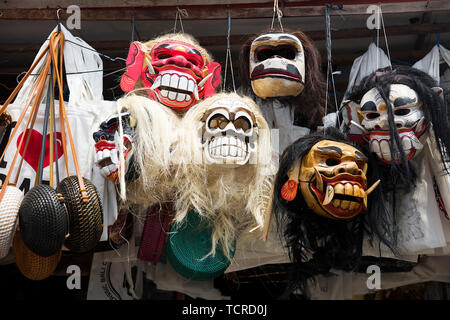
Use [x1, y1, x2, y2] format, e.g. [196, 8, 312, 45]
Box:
[298, 140, 371, 219]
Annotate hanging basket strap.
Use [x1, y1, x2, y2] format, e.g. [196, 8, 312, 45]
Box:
[0, 46, 52, 202]
[48, 31, 88, 202]
[0, 44, 50, 117]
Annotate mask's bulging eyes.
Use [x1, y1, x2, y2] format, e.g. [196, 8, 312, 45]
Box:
[208, 114, 229, 130]
[234, 117, 251, 132]
[158, 53, 172, 60]
[325, 158, 341, 166]
[256, 45, 297, 61]
[366, 112, 380, 120]
[394, 108, 411, 116]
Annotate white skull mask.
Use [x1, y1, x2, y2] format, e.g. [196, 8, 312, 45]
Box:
[359, 84, 426, 163]
[249, 33, 305, 98]
[201, 98, 258, 166]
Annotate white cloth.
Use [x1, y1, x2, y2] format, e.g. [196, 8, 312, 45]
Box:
[307, 255, 450, 300]
[334, 43, 392, 133]
[363, 134, 449, 258]
[413, 44, 450, 89]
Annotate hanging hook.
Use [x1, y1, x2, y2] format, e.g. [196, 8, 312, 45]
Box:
[223, 8, 236, 93]
[56, 7, 63, 32]
[174, 7, 188, 33]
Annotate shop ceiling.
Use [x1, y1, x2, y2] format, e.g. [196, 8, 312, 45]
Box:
[0, 0, 449, 89]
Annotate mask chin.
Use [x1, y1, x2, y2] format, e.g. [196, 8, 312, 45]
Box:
[251, 77, 304, 98]
[249, 33, 306, 99]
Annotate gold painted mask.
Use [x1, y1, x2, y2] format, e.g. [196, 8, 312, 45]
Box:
[282, 140, 379, 219]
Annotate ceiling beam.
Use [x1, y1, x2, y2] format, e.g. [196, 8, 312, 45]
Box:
[0, 22, 448, 54]
[0, 1, 449, 20]
[0, 49, 431, 75]
[414, 11, 433, 50]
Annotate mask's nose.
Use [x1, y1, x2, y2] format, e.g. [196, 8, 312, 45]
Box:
[374, 115, 389, 130]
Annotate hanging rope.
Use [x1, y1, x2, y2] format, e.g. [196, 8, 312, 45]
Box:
[379, 5, 393, 70]
[173, 7, 188, 33]
[271, 0, 284, 31]
[223, 8, 236, 93]
[131, 11, 136, 42]
[324, 5, 340, 129]
[373, 4, 392, 70]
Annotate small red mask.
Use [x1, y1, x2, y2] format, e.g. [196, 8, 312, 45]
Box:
[120, 40, 221, 113]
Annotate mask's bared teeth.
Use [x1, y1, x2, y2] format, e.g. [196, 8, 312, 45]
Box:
[353, 185, 362, 198]
[341, 200, 350, 210]
[334, 183, 344, 195]
[322, 185, 334, 206]
[332, 199, 341, 208]
[314, 167, 323, 192]
[344, 183, 353, 196]
[348, 201, 360, 211]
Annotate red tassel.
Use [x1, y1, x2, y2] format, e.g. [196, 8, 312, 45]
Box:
[281, 179, 298, 201]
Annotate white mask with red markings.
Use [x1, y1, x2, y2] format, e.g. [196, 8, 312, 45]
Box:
[359, 84, 426, 164]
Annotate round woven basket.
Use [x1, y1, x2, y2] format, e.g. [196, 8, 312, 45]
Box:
[0, 186, 24, 259]
[13, 230, 61, 281]
[56, 176, 103, 253]
[166, 210, 235, 281]
[18, 184, 68, 257]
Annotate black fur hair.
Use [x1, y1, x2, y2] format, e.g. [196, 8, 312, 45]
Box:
[272, 127, 392, 297]
[347, 65, 450, 189]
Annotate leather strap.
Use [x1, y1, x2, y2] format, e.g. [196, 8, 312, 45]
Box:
[0, 43, 52, 202]
[49, 32, 88, 202]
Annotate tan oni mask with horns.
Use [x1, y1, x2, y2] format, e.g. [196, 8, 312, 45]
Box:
[282, 140, 379, 219]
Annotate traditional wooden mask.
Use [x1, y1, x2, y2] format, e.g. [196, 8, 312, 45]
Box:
[249, 32, 305, 98]
[93, 111, 136, 182]
[120, 40, 221, 113]
[358, 84, 426, 164]
[282, 140, 379, 219]
[200, 97, 258, 166]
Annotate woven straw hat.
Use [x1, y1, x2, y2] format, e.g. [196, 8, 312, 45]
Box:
[18, 184, 69, 257]
[13, 230, 61, 281]
[0, 186, 23, 259]
[57, 176, 103, 253]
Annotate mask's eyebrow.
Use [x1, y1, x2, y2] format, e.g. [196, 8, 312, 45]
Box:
[188, 48, 202, 56]
[393, 96, 417, 108]
[253, 36, 272, 42]
[316, 146, 342, 157]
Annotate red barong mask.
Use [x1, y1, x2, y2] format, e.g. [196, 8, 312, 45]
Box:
[120, 37, 221, 114]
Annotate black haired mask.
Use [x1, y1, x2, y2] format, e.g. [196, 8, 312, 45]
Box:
[343, 66, 450, 189]
[272, 128, 382, 296]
